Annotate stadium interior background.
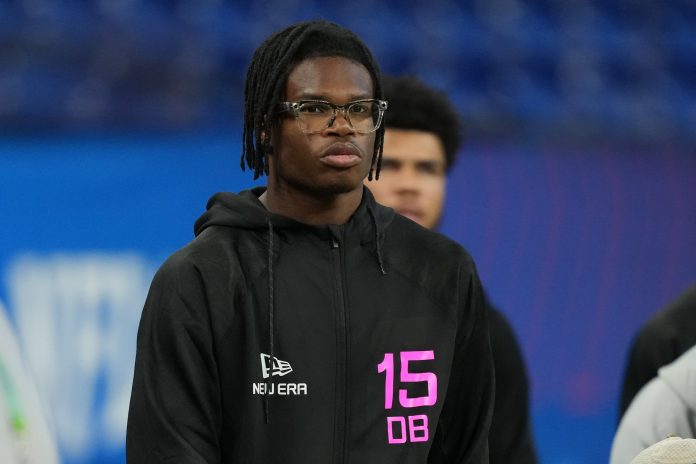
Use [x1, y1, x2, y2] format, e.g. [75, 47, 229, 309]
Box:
[1, 1, 695, 463]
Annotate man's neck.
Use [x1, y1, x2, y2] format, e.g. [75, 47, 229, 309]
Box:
[259, 186, 363, 226]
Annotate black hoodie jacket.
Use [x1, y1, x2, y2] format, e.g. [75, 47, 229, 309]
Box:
[127, 187, 494, 463]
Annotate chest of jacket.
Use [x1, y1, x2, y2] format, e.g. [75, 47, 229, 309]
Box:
[206, 230, 460, 463]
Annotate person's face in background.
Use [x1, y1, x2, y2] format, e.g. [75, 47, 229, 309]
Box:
[367, 128, 447, 229]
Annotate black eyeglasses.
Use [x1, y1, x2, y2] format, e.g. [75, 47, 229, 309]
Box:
[278, 99, 388, 134]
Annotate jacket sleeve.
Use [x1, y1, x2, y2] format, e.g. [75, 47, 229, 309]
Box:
[126, 257, 221, 464]
[429, 259, 495, 464]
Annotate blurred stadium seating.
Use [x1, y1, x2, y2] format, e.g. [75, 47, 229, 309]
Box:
[0, 0, 694, 144]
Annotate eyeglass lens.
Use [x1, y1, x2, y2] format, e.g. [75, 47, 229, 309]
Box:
[296, 102, 381, 134]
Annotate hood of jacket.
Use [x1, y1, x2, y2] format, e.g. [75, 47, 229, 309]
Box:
[193, 185, 395, 241]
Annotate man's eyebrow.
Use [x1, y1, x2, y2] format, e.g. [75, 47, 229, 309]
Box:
[293, 93, 374, 101]
[416, 160, 445, 166]
[294, 93, 329, 101]
[348, 93, 374, 101]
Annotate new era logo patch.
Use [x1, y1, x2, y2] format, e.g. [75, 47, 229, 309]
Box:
[253, 353, 307, 396]
[260, 353, 293, 379]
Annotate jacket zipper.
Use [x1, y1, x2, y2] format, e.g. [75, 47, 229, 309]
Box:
[330, 234, 350, 464]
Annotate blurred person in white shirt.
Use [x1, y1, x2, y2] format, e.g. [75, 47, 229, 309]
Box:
[0, 300, 60, 464]
[611, 345, 696, 464]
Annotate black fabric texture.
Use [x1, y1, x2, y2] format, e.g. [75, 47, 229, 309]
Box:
[486, 304, 537, 464]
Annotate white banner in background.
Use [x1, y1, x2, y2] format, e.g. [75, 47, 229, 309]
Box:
[5, 253, 156, 460]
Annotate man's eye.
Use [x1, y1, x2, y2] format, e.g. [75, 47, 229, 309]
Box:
[380, 160, 399, 171]
[300, 104, 330, 114]
[418, 163, 444, 175]
[349, 103, 370, 114]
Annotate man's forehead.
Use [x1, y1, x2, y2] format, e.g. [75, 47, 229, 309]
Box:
[285, 56, 374, 98]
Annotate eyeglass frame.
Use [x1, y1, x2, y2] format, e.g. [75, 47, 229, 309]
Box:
[277, 99, 389, 134]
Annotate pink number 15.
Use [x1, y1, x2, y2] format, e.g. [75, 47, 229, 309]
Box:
[377, 350, 437, 409]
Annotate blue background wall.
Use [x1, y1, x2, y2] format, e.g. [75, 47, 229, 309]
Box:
[2, 136, 694, 463]
[1, 1, 696, 462]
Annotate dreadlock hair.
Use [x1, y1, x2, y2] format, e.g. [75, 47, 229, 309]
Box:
[381, 75, 463, 172]
[241, 20, 385, 180]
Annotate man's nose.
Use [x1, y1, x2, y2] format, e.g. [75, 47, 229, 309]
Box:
[395, 168, 421, 193]
[326, 109, 356, 135]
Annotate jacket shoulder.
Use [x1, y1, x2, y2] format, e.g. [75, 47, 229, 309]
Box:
[152, 225, 259, 298]
[386, 214, 476, 270]
[383, 215, 481, 314]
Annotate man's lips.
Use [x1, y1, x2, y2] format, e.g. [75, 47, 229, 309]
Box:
[319, 143, 362, 168]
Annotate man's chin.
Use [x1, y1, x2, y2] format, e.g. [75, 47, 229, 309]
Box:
[292, 178, 365, 197]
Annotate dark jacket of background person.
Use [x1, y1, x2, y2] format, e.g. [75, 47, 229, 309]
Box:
[127, 187, 494, 463]
[619, 284, 696, 419]
[487, 305, 537, 464]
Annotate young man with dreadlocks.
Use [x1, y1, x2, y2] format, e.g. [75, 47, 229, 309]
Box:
[366, 75, 538, 464]
[127, 20, 493, 464]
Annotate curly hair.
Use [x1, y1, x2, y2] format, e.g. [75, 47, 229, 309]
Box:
[381, 75, 462, 171]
